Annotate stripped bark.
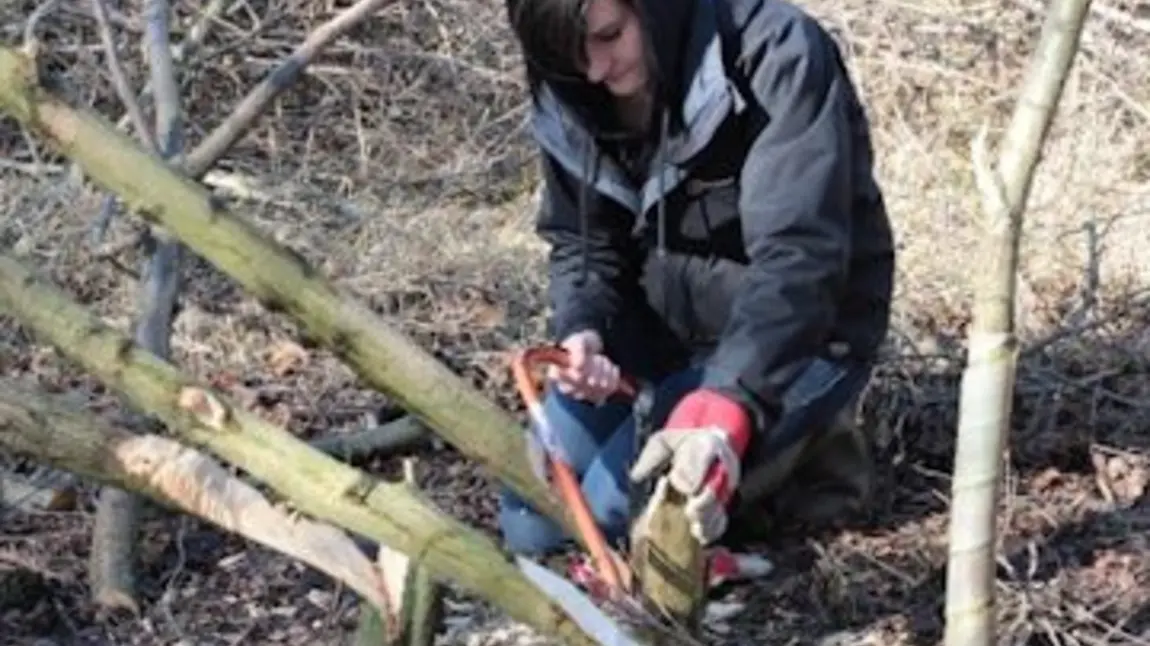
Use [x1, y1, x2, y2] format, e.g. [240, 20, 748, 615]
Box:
[0, 378, 395, 630]
[353, 459, 444, 646]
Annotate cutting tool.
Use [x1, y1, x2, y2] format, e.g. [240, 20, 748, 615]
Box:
[509, 345, 715, 646]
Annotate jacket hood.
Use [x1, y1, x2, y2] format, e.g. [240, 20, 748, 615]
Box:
[519, 0, 728, 289]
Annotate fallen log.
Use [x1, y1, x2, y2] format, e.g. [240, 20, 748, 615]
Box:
[0, 45, 574, 541]
[0, 252, 621, 646]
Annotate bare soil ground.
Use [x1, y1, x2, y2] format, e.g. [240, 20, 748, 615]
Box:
[2, 0, 1150, 644]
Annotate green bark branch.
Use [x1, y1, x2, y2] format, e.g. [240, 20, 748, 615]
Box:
[944, 1, 1093, 645]
[0, 252, 602, 646]
[0, 45, 576, 542]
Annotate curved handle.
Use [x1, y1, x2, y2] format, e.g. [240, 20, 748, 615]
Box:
[514, 347, 735, 517]
[509, 345, 634, 594]
[510, 345, 638, 409]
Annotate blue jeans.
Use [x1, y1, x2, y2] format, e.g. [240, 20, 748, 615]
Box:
[497, 354, 874, 555]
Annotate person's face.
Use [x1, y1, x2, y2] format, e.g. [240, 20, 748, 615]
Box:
[581, 0, 648, 99]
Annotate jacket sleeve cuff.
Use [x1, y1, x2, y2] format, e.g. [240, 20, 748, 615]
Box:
[700, 364, 781, 444]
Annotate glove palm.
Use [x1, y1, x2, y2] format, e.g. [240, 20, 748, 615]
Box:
[628, 388, 752, 544]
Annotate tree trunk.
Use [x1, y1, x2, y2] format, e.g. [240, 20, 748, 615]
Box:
[0, 252, 620, 646]
[943, 2, 1092, 645]
[0, 45, 574, 541]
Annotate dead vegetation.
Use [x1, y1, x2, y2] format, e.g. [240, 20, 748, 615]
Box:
[1, 0, 1149, 644]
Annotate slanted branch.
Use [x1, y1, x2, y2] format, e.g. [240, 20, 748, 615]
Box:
[0, 43, 576, 541]
[943, 1, 1093, 645]
[0, 251, 623, 646]
[21, 0, 404, 615]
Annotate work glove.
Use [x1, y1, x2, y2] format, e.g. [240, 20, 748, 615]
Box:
[546, 329, 621, 403]
[628, 388, 752, 544]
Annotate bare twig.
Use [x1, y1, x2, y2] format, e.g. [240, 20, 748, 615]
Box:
[89, 0, 156, 153]
[22, 0, 63, 58]
[183, 0, 400, 178]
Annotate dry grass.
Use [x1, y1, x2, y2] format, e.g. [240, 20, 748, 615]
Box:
[1, 0, 1150, 644]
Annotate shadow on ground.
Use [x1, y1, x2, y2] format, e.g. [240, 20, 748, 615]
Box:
[703, 291, 1150, 646]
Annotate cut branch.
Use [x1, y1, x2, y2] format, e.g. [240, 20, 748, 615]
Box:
[0, 252, 614, 646]
[311, 416, 427, 459]
[628, 479, 706, 637]
[354, 459, 444, 646]
[0, 378, 395, 629]
[943, 1, 1093, 645]
[0, 44, 575, 539]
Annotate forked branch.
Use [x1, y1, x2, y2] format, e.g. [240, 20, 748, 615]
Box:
[86, 0, 189, 615]
[90, 0, 156, 153]
[943, 1, 1093, 645]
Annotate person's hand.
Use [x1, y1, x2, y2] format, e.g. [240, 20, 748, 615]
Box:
[629, 388, 752, 544]
[546, 329, 621, 403]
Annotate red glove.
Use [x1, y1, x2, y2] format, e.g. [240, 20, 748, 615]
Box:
[662, 388, 752, 504]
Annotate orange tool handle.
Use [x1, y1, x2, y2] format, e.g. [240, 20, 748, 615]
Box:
[510, 345, 636, 593]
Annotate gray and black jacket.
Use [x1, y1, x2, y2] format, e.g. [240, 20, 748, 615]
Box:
[527, 0, 896, 436]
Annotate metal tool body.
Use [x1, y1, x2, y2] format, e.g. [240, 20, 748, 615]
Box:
[510, 345, 637, 595]
[627, 382, 659, 537]
[509, 345, 711, 645]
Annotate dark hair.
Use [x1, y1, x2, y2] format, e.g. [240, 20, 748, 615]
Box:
[505, 0, 592, 88]
[504, 0, 650, 136]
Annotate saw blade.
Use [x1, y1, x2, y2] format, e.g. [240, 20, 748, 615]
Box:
[514, 555, 706, 646]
